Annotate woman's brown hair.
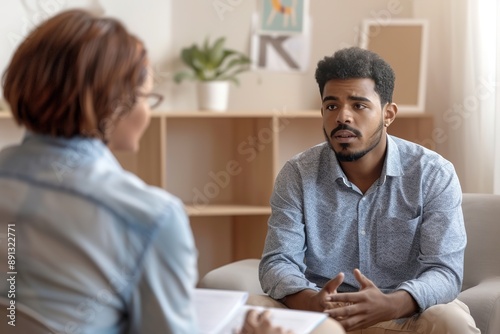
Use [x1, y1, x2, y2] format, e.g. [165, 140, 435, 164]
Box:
[2, 9, 148, 140]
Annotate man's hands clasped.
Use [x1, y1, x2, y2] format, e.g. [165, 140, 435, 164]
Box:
[314, 269, 417, 331]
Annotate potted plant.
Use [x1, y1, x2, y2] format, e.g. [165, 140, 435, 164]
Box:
[174, 37, 251, 111]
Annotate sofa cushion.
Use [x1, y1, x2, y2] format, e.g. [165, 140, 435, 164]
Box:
[458, 278, 500, 334]
[461, 193, 500, 290]
[198, 259, 263, 294]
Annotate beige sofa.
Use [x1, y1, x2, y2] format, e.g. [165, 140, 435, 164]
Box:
[199, 193, 500, 334]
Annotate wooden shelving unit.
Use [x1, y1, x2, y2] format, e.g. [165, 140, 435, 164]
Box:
[112, 110, 435, 277]
[0, 110, 434, 278]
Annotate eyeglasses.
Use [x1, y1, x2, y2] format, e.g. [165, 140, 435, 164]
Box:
[139, 92, 164, 110]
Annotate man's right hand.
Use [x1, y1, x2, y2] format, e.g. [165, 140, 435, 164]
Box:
[282, 272, 345, 311]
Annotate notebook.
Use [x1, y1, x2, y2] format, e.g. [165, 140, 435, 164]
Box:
[194, 288, 327, 334]
[194, 288, 249, 334]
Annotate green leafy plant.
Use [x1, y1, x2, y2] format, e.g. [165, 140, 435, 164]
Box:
[174, 37, 251, 85]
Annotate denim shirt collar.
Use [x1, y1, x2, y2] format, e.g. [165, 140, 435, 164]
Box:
[22, 130, 115, 160]
[21, 131, 120, 168]
[23, 131, 102, 150]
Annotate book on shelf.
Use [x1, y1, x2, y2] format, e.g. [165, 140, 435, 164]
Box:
[194, 288, 327, 334]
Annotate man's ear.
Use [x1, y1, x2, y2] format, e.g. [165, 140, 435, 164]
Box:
[384, 103, 398, 127]
[320, 107, 324, 116]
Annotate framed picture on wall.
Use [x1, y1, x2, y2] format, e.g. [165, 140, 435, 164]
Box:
[359, 19, 429, 113]
[259, 0, 309, 35]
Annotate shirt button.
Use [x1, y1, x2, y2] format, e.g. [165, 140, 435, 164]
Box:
[361, 230, 366, 236]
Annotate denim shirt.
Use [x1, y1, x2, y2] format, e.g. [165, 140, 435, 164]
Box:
[259, 136, 466, 311]
[0, 133, 199, 334]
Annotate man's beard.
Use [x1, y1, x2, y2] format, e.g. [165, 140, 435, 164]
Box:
[323, 120, 384, 162]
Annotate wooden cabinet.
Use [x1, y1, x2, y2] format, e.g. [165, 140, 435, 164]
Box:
[113, 111, 327, 277]
[0, 110, 434, 278]
[110, 110, 434, 278]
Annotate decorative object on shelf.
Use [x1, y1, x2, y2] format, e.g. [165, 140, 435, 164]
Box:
[359, 19, 429, 113]
[174, 37, 250, 112]
[196, 81, 230, 112]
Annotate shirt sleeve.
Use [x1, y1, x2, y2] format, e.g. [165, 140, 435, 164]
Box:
[128, 199, 199, 334]
[259, 162, 319, 300]
[396, 161, 466, 311]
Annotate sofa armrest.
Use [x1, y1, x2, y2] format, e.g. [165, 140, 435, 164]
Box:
[461, 193, 500, 289]
[197, 260, 284, 307]
[198, 259, 264, 295]
[458, 277, 500, 334]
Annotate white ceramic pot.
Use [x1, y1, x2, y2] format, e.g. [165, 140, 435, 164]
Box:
[197, 81, 230, 112]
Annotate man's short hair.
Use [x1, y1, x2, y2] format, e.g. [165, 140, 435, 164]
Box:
[315, 47, 395, 106]
[2, 9, 148, 140]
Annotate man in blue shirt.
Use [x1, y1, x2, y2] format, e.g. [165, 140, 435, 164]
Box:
[259, 47, 480, 333]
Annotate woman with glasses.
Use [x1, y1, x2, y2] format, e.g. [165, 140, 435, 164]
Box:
[0, 9, 307, 334]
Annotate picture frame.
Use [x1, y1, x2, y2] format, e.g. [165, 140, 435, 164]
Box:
[258, 0, 309, 35]
[359, 19, 429, 113]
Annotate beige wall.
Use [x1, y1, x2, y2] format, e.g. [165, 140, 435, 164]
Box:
[0, 0, 414, 112]
[0, 0, 172, 104]
[0, 0, 418, 149]
[169, 0, 414, 111]
[412, 1, 462, 162]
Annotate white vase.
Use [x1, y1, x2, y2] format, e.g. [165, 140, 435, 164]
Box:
[197, 81, 230, 112]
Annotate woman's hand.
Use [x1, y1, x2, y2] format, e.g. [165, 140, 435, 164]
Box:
[238, 309, 294, 334]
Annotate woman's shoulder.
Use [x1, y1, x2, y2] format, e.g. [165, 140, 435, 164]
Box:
[91, 167, 187, 233]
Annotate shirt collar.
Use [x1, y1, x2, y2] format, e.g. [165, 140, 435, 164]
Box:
[329, 135, 405, 186]
[384, 135, 404, 175]
[22, 131, 118, 166]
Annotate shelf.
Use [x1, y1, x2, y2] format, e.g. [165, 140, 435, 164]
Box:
[184, 204, 271, 217]
[157, 110, 322, 118]
[0, 109, 434, 119]
[155, 110, 434, 118]
[394, 112, 433, 118]
[0, 108, 436, 279]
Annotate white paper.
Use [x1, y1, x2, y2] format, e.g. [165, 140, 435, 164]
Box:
[194, 289, 327, 334]
[194, 289, 249, 334]
[219, 305, 327, 334]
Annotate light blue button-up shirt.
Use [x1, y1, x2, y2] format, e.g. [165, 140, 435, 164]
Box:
[0, 133, 198, 333]
[259, 136, 465, 311]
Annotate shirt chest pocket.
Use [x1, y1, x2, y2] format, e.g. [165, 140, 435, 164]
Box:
[375, 216, 421, 268]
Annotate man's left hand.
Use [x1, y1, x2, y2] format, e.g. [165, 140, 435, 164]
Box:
[325, 268, 416, 331]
